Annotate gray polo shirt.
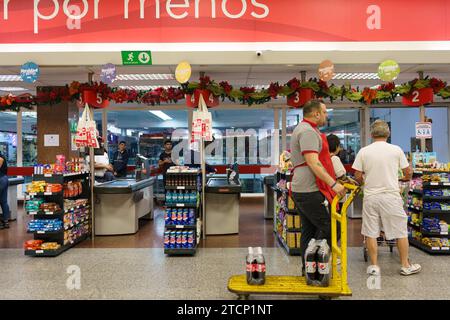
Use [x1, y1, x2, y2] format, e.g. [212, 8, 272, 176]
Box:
[290, 122, 322, 193]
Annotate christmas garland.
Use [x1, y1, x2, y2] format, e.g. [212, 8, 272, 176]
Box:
[1, 75, 450, 111]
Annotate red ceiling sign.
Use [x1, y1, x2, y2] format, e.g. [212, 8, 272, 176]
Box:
[0, 0, 449, 44]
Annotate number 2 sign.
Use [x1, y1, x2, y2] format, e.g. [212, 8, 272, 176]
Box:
[402, 88, 434, 107]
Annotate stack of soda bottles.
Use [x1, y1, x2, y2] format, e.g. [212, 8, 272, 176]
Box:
[166, 190, 198, 204]
[305, 239, 331, 287]
[164, 230, 196, 249]
[246, 247, 266, 285]
[164, 208, 196, 226]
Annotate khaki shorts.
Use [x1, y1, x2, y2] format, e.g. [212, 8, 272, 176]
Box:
[362, 193, 408, 240]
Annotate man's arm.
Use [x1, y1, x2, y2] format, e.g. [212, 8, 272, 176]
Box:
[354, 170, 364, 185]
[304, 153, 346, 197]
[400, 166, 412, 182]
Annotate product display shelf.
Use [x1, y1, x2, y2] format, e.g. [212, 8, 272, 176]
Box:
[273, 174, 301, 256]
[409, 189, 423, 195]
[25, 234, 88, 257]
[164, 170, 202, 256]
[24, 173, 92, 257]
[408, 171, 450, 255]
[409, 238, 450, 255]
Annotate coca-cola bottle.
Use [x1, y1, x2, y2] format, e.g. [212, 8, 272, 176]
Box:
[246, 247, 266, 285]
[316, 239, 331, 287]
[305, 239, 319, 286]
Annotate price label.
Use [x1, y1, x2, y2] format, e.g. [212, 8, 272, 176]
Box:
[442, 247, 449, 251]
[36, 250, 44, 254]
[432, 247, 440, 251]
[176, 204, 185, 207]
[177, 186, 186, 190]
[444, 183, 450, 186]
[29, 193, 37, 196]
[176, 225, 184, 229]
[45, 212, 53, 215]
[44, 192, 52, 195]
[44, 174, 52, 177]
[431, 182, 439, 186]
[37, 231, 45, 234]
[28, 212, 37, 215]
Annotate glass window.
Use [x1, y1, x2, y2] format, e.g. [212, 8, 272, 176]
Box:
[22, 111, 37, 166]
[426, 107, 449, 163]
[371, 108, 420, 154]
[287, 108, 361, 164]
[0, 111, 18, 166]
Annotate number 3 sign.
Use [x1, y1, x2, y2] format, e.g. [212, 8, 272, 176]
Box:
[402, 88, 434, 107]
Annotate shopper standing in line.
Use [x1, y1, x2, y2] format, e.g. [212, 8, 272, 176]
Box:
[352, 120, 421, 276]
[290, 100, 346, 273]
[0, 151, 10, 229]
[159, 140, 177, 185]
[112, 141, 130, 178]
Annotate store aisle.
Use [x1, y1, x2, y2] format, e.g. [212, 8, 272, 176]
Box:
[0, 247, 448, 300]
[0, 197, 364, 249]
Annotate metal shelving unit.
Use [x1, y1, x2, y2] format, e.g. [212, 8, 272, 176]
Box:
[24, 172, 92, 257]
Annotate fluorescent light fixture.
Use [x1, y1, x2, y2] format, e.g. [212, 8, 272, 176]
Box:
[115, 74, 174, 81]
[107, 124, 121, 134]
[332, 73, 379, 80]
[0, 75, 22, 81]
[22, 112, 37, 118]
[0, 87, 28, 92]
[149, 110, 173, 121]
[119, 85, 175, 90]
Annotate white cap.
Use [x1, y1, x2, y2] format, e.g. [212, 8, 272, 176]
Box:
[255, 247, 263, 255]
[248, 247, 254, 254]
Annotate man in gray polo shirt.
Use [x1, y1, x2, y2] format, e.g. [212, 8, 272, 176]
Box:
[290, 100, 346, 272]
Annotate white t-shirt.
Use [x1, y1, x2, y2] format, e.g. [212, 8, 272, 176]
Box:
[87, 153, 110, 177]
[352, 141, 409, 197]
[331, 155, 346, 178]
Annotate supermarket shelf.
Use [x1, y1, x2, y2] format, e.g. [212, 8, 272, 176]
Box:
[407, 205, 422, 212]
[408, 222, 421, 229]
[64, 216, 90, 231]
[409, 238, 450, 255]
[164, 224, 197, 230]
[164, 248, 197, 255]
[414, 170, 450, 174]
[409, 189, 423, 195]
[166, 171, 201, 175]
[27, 210, 64, 218]
[27, 229, 63, 235]
[421, 231, 449, 237]
[276, 234, 300, 256]
[34, 172, 90, 179]
[24, 234, 89, 257]
[423, 209, 450, 214]
[423, 196, 450, 201]
[286, 228, 301, 232]
[165, 203, 199, 208]
[423, 182, 450, 188]
[25, 192, 62, 197]
[165, 186, 198, 190]
[64, 204, 90, 213]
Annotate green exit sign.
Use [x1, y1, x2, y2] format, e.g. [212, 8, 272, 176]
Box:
[121, 51, 152, 65]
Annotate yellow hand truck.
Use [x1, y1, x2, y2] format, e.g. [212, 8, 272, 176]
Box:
[227, 183, 361, 300]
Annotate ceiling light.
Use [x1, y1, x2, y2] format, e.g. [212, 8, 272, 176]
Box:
[115, 74, 174, 81]
[149, 110, 173, 121]
[332, 73, 379, 80]
[0, 87, 28, 92]
[0, 75, 22, 81]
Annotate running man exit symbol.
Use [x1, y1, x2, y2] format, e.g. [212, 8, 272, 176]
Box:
[121, 51, 152, 65]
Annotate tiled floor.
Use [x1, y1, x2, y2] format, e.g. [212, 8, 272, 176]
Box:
[1, 247, 448, 300]
[2, 196, 446, 300]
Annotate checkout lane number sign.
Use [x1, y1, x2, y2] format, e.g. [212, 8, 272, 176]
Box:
[416, 122, 432, 139]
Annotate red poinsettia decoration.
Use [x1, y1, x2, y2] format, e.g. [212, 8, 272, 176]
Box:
[287, 78, 301, 91]
[429, 77, 446, 94]
[219, 81, 233, 95]
[240, 87, 256, 100]
[362, 88, 378, 105]
[199, 76, 212, 89]
[378, 82, 395, 92]
[268, 82, 281, 98]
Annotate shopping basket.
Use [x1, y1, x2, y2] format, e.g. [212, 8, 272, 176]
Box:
[227, 183, 361, 300]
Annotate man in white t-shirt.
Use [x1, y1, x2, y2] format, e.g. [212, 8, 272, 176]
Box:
[352, 120, 421, 277]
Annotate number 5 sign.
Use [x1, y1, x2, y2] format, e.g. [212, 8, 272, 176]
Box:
[416, 122, 432, 139]
[402, 88, 434, 107]
[82, 89, 110, 109]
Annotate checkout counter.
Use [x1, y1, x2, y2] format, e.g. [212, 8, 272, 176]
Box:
[94, 177, 155, 235]
[205, 177, 242, 235]
[0, 177, 24, 221]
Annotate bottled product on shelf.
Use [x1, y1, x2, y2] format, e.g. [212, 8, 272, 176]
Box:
[165, 190, 198, 204]
[33, 156, 88, 175]
[163, 230, 196, 249]
[164, 208, 196, 225]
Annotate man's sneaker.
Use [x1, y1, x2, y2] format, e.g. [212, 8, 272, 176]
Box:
[400, 263, 422, 276]
[367, 265, 380, 276]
